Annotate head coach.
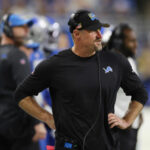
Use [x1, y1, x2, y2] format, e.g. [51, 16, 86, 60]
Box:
[14, 10, 148, 150]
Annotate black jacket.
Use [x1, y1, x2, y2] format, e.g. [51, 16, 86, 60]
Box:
[15, 49, 148, 150]
[0, 45, 38, 139]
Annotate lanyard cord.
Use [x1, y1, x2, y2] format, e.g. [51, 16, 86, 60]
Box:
[82, 52, 102, 150]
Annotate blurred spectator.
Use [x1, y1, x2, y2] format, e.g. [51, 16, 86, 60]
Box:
[24, 15, 62, 149]
[0, 13, 45, 150]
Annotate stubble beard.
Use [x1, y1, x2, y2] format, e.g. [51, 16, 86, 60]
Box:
[94, 42, 102, 52]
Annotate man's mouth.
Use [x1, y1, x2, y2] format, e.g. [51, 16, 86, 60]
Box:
[95, 39, 101, 42]
[95, 40, 101, 43]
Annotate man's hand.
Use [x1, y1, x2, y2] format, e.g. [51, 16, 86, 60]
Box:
[32, 123, 47, 142]
[18, 96, 56, 129]
[108, 113, 130, 129]
[108, 101, 144, 130]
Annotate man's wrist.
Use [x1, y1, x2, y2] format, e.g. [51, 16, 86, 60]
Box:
[122, 117, 132, 129]
[43, 111, 52, 124]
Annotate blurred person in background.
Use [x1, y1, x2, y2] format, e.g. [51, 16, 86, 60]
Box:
[19, 43, 48, 150]
[28, 15, 60, 58]
[24, 15, 61, 150]
[0, 13, 46, 150]
[105, 23, 143, 150]
[19, 44, 47, 150]
[14, 10, 147, 150]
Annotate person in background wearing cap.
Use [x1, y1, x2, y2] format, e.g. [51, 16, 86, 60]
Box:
[0, 13, 46, 150]
[14, 10, 147, 150]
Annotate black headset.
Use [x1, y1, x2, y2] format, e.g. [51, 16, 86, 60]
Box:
[109, 23, 132, 50]
[2, 13, 14, 38]
[68, 13, 79, 29]
[68, 10, 90, 33]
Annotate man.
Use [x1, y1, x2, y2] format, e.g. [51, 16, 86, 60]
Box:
[0, 13, 46, 150]
[15, 10, 148, 150]
[105, 23, 143, 150]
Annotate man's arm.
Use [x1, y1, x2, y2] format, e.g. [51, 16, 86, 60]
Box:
[108, 100, 143, 129]
[109, 54, 148, 129]
[19, 96, 55, 129]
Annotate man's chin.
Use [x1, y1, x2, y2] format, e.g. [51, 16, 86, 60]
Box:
[94, 46, 102, 51]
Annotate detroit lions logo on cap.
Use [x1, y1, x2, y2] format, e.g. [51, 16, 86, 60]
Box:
[88, 13, 97, 21]
[103, 66, 113, 74]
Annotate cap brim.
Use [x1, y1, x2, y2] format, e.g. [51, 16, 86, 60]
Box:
[26, 18, 37, 27]
[10, 18, 37, 27]
[84, 22, 110, 31]
[101, 23, 110, 28]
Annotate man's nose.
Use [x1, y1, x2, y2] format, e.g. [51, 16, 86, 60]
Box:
[96, 30, 102, 39]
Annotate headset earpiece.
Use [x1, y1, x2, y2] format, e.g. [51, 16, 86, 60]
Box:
[68, 12, 80, 33]
[111, 25, 123, 50]
[109, 23, 132, 53]
[68, 10, 90, 33]
[68, 13, 78, 27]
[2, 13, 13, 38]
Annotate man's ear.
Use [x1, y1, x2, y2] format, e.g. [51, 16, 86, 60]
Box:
[72, 29, 80, 39]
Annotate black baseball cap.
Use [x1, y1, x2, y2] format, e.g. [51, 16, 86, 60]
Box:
[68, 10, 110, 33]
